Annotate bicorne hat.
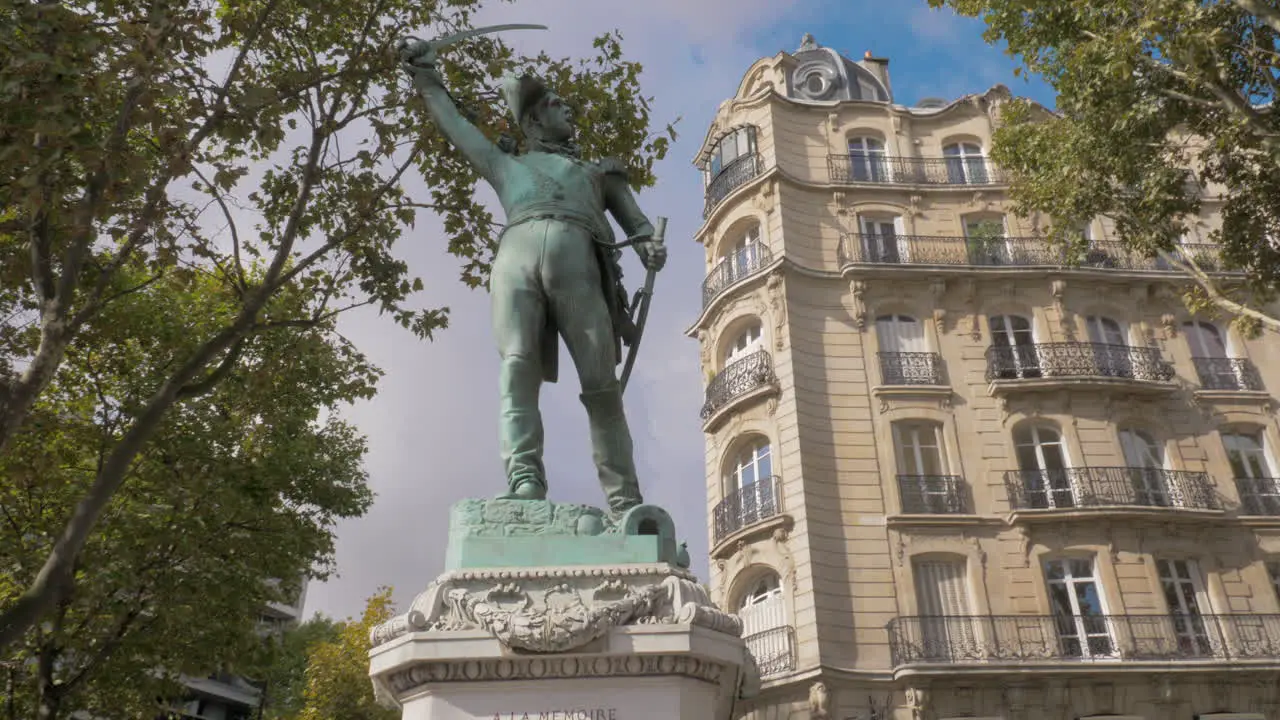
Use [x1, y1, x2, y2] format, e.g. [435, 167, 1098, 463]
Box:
[500, 73, 550, 128]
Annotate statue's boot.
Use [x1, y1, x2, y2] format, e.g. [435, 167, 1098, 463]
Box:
[497, 361, 548, 502]
[580, 384, 643, 517]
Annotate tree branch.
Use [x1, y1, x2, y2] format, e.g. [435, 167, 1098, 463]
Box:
[1231, 0, 1280, 35]
[1158, 249, 1280, 333]
[176, 337, 247, 400]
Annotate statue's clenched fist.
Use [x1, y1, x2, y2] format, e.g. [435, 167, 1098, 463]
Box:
[396, 37, 443, 88]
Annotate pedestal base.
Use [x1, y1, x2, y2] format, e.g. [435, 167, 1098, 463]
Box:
[372, 625, 747, 720]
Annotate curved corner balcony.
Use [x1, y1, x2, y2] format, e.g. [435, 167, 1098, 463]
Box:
[827, 155, 1007, 186]
[1235, 477, 1280, 516]
[838, 234, 1227, 276]
[745, 625, 796, 679]
[700, 350, 777, 426]
[1004, 467, 1221, 516]
[985, 343, 1174, 394]
[888, 613, 1280, 668]
[703, 154, 763, 218]
[702, 242, 773, 308]
[712, 475, 782, 545]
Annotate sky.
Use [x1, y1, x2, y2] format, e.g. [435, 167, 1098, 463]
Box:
[304, 0, 1056, 621]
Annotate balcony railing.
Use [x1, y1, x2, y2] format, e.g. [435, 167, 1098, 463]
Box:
[701, 241, 772, 308]
[1192, 357, 1265, 391]
[878, 351, 945, 385]
[838, 233, 1226, 274]
[1235, 477, 1280, 516]
[985, 342, 1174, 383]
[898, 474, 969, 514]
[888, 613, 1280, 665]
[704, 154, 762, 217]
[744, 625, 796, 678]
[828, 155, 1008, 186]
[701, 350, 776, 420]
[713, 476, 781, 543]
[1004, 467, 1221, 511]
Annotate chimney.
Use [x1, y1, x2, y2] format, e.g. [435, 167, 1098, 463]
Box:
[860, 51, 893, 102]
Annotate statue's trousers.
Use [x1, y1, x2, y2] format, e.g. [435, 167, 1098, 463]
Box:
[491, 218, 643, 513]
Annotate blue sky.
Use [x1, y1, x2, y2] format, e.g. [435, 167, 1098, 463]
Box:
[305, 0, 1060, 622]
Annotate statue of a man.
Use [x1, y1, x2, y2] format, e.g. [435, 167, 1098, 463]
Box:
[396, 38, 667, 518]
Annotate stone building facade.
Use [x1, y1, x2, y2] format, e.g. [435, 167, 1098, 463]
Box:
[690, 34, 1280, 720]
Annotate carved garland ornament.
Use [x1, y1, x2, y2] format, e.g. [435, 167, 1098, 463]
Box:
[767, 270, 787, 351]
[370, 566, 743, 654]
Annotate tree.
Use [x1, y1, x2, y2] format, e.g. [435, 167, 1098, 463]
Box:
[0, 0, 675, 651]
[0, 270, 380, 719]
[928, 0, 1280, 333]
[258, 615, 342, 720]
[290, 587, 399, 720]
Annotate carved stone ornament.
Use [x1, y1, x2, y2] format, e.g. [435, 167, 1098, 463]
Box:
[809, 681, 831, 719]
[767, 270, 787, 351]
[849, 280, 868, 329]
[369, 564, 743, 654]
[904, 686, 929, 720]
[930, 279, 947, 327]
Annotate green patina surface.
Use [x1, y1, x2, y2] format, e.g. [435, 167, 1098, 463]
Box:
[443, 498, 681, 570]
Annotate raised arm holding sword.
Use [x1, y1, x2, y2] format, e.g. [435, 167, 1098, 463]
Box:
[396, 26, 667, 520]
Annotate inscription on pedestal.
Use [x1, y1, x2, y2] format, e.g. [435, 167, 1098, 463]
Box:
[492, 710, 618, 720]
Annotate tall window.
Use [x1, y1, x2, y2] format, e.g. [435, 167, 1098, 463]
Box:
[943, 141, 988, 184]
[877, 314, 929, 385]
[1044, 558, 1113, 658]
[848, 136, 887, 182]
[858, 213, 904, 263]
[1222, 430, 1280, 515]
[913, 559, 973, 656]
[736, 572, 792, 676]
[1086, 316, 1128, 346]
[894, 422, 946, 476]
[989, 314, 1040, 379]
[1015, 425, 1072, 508]
[1118, 429, 1171, 506]
[1185, 320, 1241, 389]
[876, 315, 925, 354]
[717, 224, 763, 284]
[724, 322, 764, 365]
[728, 439, 772, 491]
[707, 126, 756, 180]
[1083, 315, 1133, 378]
[1157, 559, 1215, 656]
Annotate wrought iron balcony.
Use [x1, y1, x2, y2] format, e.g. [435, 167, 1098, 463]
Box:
[704, 154, 762, 217]
[1235, 477, 1280, 516]
[1004, 467, 1221, 511]
[712, 476, 781, 543]
[837, 233, 1226, 274]
[878, 351, 945, 385]
[701, 241, 772, 308]
[1192, 357, 1265, 391]
[898, 475, 969, 514]
[827, 155, 1007, 186]
[888, 613, 1280, 666]
[744, 625, 796, 678]
[985, 342, 1174, 383]
[701, 350, 776, 420]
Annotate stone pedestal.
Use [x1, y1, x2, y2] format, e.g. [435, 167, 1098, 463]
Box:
[369, 500, 757, 720]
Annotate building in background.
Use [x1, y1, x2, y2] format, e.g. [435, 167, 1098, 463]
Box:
[167, 581, 307, 720]
[691, 32, 1280, 720]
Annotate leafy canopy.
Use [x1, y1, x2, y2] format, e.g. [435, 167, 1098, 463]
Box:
[930, 0, 1280, 332]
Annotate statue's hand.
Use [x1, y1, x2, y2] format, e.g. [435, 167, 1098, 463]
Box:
[396, 37, 443, 88]
[635, 238, 667, 272]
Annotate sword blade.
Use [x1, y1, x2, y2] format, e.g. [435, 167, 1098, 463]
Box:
[432, 23, 549, 50]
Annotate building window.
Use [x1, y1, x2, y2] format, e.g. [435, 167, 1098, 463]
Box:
[1086, 316, 1128, 346]
[1044, 557, 1113, 658]
[858, 213, 905, 262]
[1015, 424, 1073, 508]
[989, 314, 1040, 379]
[847, 136, 887, 182]
[894, 421, 946, 476]
[1156, 558, 1216, 656]
[1267, 561, 1280, 603]
[1185, 320, 1253, 390]
[716, 223, 764, 275]
[876, 314, 925, 354]
[1118, 428, 1172, 506]
[942, 142, 988, 184]
[963, 214, 1009, 264]
[913, 558, 973, 652]
[728, 438, 772, 492]
[877, 314, 940, 385]
[1185, 321, 1228, 359]
[706, 126, 756, 180]
[724, 321, 764, 365]
[736, 571, 793, 676]
[1223, 430, 1280, 515]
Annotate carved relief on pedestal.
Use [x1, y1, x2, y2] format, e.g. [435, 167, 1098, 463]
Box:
[767, 270, 788, 351]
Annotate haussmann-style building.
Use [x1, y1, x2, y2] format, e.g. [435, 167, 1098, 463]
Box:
[688, 33, 1280, 720]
